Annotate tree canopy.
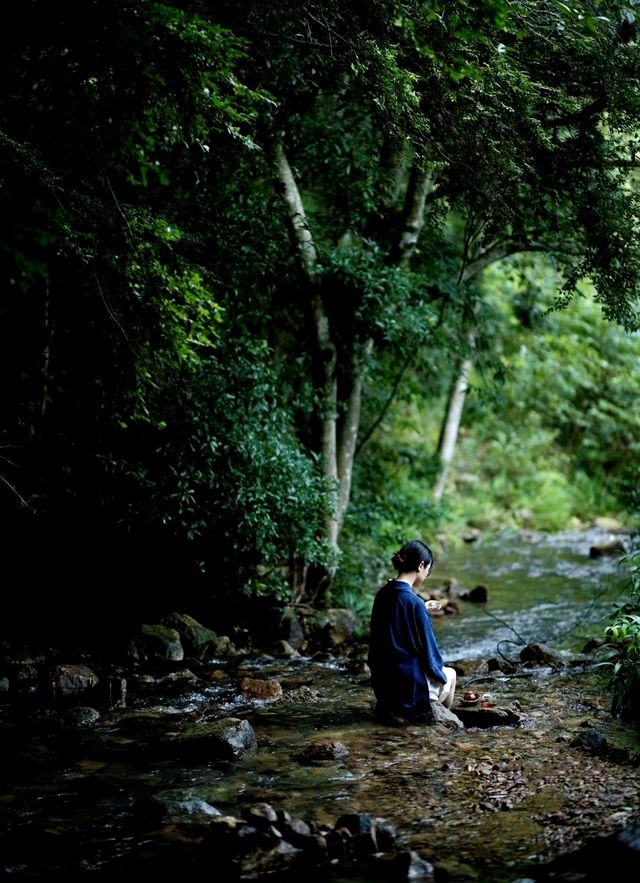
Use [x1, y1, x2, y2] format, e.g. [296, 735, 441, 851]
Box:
[2, 0, 639, 621]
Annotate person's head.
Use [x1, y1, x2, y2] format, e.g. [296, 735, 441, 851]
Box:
[391, 540, 434, 583]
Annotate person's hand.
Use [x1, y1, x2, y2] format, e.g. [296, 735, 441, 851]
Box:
[425, 599, 441, 613]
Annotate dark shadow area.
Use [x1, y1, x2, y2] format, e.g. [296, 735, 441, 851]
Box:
[2, 509, 210, 651]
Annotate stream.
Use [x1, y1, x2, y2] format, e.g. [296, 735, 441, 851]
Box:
[1, 528, 639, 882]
[430, 527, 624, 660]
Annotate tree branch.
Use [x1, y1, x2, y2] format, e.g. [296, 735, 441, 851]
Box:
[460, 240, 550, 281]
[0, 472, 33, 511]
[543, 97, 607, 129]
[355, 349, 413, 456]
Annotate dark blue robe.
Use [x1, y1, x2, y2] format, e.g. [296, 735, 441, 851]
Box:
[368, 579, 447, 717]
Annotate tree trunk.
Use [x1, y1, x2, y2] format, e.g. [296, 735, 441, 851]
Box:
[397, 165, 435, 267]
[272, 146, 434, 601]
[271, 141, 317, 277]
[272, 140, 341, 568]
[336, 339, 373, 535]
[433, 332, 475, 503]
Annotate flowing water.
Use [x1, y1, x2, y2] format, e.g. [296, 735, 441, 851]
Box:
[431, 528, 626, 661]
[1, 529, 638, 882]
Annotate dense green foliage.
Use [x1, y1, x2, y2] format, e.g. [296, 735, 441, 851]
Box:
[331, 280, 640, 603]
[457, 266, 640, 528]
[598, 551, 640, 718]
[1, 0, 329, 604]
[2, 1, 640, 627]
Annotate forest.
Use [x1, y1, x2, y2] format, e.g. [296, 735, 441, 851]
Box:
[1, 2, 640, 880]
[3, 0, 640, 603]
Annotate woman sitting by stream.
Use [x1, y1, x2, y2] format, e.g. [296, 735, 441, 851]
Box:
[368, 540, 456, 726]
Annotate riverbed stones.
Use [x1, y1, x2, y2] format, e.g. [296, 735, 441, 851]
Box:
[158, 668, 199, 686]
[526, 823, 640, 882]
[134, 792, 222, 827]
[275, 685, 322, 704]
[51, 663, 99, 698]
[295, 739, 349, 763]
[431, 702, 465, 729]
[333, 813, 398, 857]
[271, 639, 302, 659]
[243, 802, 279, 827]
[453, 704, 522, 728]
[159, 716, 256, 760]
[280, 817, 311, 843]
[305, 608, 358, 647]
[235, 839, 302, 879]
[589, 537, 627, 558]
[160, 612, 218, 658]
[460, 584, 490, 602]
[570, 726, 608, 756]
[212, 634, 237, 656]
[369, 849, 435, 881]
[240, 676, 283, 699]
[61, 705, 100, 726]
[138, 624, 184, 661]
[519, 643, 564, 669]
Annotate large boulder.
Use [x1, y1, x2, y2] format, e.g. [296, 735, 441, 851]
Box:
[459, 584, 490, 603]
[138, 624, 184, 661]
[589, 537, 627, 558]
[592, 516, 628, 533]
[449, 659, 489, 677]
[305, 608, 358, 647]
[278, 607, 306, 649]
[519, 643, 564, 669]
[61, 706, 101, 727]
[51, 664, 99, 699]
[160, 613, 218, 658]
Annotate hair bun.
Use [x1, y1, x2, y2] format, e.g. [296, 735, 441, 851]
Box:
[391, 540, 434, 574]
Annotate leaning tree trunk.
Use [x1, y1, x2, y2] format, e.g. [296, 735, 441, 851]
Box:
[431, 237, 526, 502]
[335, 340, 373, 537]
[272, 140, 346, 601]
[433, 331, 475, 503]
